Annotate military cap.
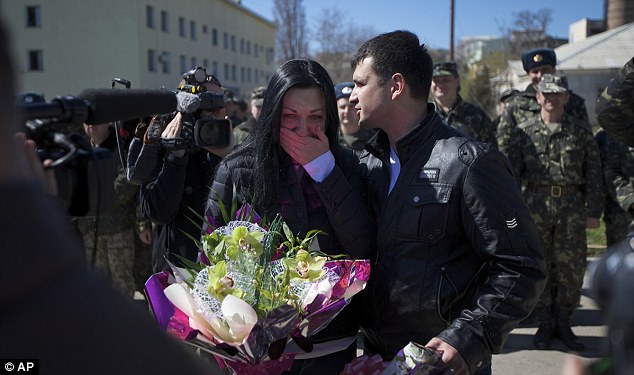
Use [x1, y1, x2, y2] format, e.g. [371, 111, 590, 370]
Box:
[335, 82, 354, 100]
[433, 61, 459, 77]
[522, 48, 557, 71]
[250, 86, 266, 106]
[499, 89, 519, 103]
[539, 74, 568, 93]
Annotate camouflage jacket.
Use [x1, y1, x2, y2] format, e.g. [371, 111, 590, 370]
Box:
[596, 129, 634, 213]
[233, 117, 256, 146]
[596, 56, 634, 146]
[507, 114, 603, 218]
[434, 95, 497, 148]
[338, 127, 376, 157]
[497, 84, 589, 155]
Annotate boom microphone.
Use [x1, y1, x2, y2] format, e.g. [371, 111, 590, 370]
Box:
[176, 91, 201, 113]
[79, 89, 177, 124]
[17, 89, 178, 125]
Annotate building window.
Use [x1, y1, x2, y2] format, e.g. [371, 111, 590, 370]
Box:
[231, 35, 236, 52]
[26, 6, 41, 27]
[203, 59, 209, 70]
[28, 50, 43, 71]
[179, 17, 186, 38]
[224, 63, 229, 81]
[254, 43, 259, 57]
[148, 49, 156, 72]
[161, 10, 169, 32]
[212, 29, 218, 46]
[246, 41, 251, 55]
[240, 66, 245, 82]
[190, 21, 196, 40]
[231, 65, 236, 81]
[240, 39, 244, 54]
[190, 57, 197, 69]
[203, 25, 208, 34]
[146, 6, 155, 29]
[247, 68, 251, 83]
[223, 32, 228, 49]
[212, 61, 218, 77]
[254, 68, 259, 83]
[160, 52, 171, 74]
[180, 55, 187, 74]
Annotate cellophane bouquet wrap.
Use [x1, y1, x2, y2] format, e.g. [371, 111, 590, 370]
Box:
[145, 205, 370, 374]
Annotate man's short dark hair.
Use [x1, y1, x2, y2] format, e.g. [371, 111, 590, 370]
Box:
[351, 30, 433, 99]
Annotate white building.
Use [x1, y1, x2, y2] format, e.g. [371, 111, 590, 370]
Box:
[0, 0, 276, 99]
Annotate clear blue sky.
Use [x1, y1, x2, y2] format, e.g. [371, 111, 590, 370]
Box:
[243, 0, 605, 50]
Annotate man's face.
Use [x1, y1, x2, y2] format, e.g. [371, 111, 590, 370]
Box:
[200, 82, 226, 120]
[350, 57, 391, 130]
[251, 100, 262, 121]
[83, 123, 109, 142]
[431, 75, 459, 100]
[337, 97, 358, 128]
[536, 91, 569, 112]
[528, 65, 556, 86]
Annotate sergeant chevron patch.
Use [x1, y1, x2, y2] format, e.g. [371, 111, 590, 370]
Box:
[506, 218, 518, 228]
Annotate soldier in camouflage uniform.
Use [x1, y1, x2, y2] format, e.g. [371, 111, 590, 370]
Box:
[78, 123, 139, 298]
[498, 48, 590, 156]
[431, 61, 497, 148]
[233, 86, 266, 146]
[507, 74, 603, 352]
[596, 129, 634, 245]
[335, 81, 376, 156]
[596, 56, 634, 146]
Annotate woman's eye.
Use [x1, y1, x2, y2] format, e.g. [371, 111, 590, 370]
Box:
[282, 113, 296, 119]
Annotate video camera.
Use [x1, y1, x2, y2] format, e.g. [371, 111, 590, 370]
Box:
[157, 66, 231, 152]
[16, 88, 178, 216]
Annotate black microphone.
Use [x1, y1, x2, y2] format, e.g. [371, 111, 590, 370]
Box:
[17, 89, 178, 125]
[79, 89, 177, 124]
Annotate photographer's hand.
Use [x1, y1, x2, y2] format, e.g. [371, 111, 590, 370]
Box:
[162, 112, 186, 158]
[15, 132, 57, 195]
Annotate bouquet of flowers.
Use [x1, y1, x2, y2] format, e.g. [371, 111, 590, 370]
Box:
[145, 203, 370, 374]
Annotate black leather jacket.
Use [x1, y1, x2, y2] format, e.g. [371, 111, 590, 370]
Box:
[359, 107, 546, 373]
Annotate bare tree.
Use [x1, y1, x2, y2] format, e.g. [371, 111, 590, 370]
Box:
[274, 0, 309, 62]
[311, 9, 377, 83]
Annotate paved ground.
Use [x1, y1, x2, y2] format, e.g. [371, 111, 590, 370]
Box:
[491, 258, 608, 374]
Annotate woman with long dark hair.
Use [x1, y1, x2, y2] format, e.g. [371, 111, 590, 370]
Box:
[205, 59, 376, 373]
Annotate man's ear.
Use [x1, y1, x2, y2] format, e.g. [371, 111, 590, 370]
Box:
[391, 73, 405, 100]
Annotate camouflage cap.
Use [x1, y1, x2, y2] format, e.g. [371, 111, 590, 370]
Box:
[335, 82, 354, 100]
[539, 74, 568, 94]
[522, 48, 556, 71]
[433, 61, 458, 77]
[251, 86, 266, 106]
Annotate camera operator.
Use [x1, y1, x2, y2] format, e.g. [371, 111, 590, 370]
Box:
[140, 70, 234, 273]
[77, 122, 138, 298]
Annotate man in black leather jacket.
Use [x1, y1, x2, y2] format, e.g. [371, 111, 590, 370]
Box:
[348, 30, 546, 375]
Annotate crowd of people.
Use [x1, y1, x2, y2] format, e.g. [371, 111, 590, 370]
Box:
[3, 10, 634, 373]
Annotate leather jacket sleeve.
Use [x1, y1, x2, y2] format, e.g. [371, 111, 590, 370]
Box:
[140, 152, 188, 225]
[436, 147, 546, 371]
[312, 147, 377, 259]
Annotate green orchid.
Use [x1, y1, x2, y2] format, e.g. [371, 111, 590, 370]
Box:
[283, 249, 326, 282]
[207, 261, 244, 301]
[225, 226, 265, 261]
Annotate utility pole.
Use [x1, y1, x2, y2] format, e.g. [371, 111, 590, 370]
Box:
[450, 0, 455, 60]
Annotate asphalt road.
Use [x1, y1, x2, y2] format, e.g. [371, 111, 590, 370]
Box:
[491, 259, 608, 375]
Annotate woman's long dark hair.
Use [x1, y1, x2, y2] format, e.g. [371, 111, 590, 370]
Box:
[227, 59, 340, 212]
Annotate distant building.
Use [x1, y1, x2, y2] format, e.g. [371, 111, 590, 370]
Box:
[0, 0, 277, 98]
[459, 36, 507, 66]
